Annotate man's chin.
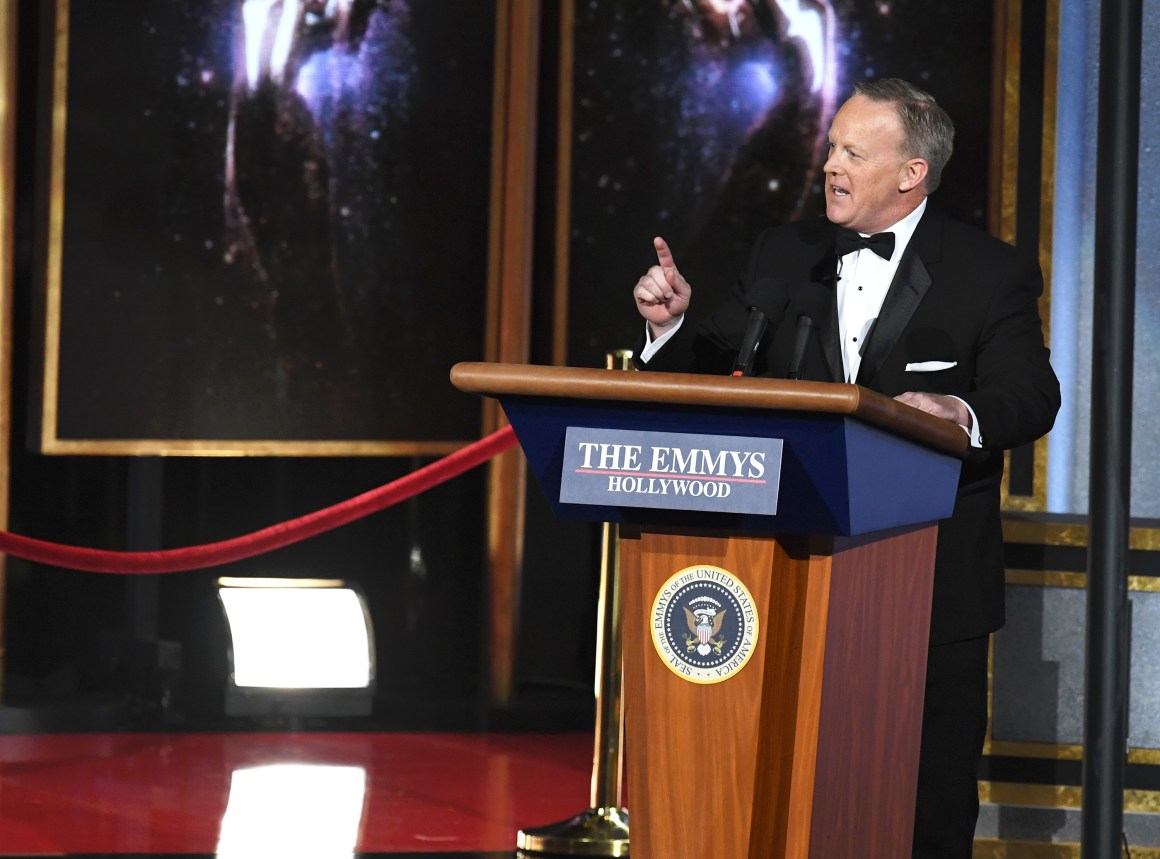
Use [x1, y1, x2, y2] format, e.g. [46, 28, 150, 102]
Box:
[824, 204, 851, 226]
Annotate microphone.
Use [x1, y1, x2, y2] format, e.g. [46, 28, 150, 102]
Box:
[732, 278, 781, 377]
[786, 282, 832, 381]
[732, 308, 768, 377]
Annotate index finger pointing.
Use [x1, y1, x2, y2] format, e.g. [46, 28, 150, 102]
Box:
[653, 236, 679, 285]
[653, 236, 675, 267]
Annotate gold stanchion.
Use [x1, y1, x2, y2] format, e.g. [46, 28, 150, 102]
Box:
[516, 350, 632, 858]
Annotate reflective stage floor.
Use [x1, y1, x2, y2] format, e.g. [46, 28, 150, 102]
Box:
[0, 731, 593, 857]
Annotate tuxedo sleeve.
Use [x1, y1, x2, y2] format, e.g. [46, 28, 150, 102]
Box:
[958, 251, 1061, 450]
[635, 228, 783, 376]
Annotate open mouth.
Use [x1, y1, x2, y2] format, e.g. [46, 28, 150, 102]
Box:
[830, 185, 850, 197]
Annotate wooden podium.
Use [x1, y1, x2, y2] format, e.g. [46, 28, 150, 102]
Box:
[451, 362, 969, 859]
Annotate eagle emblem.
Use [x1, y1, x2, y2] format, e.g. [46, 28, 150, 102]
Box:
[684, 605, 727, 656]
[651, 566, 759, 684]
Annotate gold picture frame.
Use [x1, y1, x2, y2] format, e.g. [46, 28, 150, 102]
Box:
[36, 0, 513, 456]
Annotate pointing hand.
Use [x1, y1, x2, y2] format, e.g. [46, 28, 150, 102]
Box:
[633, 236, 692, 338]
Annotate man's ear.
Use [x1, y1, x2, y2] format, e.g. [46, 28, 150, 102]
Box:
[899, 158, 929, 192]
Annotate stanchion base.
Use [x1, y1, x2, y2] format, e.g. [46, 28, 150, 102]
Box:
[516, 806, 630, 857]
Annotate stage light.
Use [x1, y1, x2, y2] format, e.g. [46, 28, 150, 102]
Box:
[217, 578, 375, 717]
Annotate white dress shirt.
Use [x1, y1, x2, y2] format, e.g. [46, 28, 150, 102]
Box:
[837, 199, 927, 383]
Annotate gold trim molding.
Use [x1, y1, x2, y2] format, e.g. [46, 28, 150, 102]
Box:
[974, 842, 1160, 859]
[980, 779, 1160, 813]
[1003, 517, 1160, 549]
[986, 738, 1160, 764]
[0, 0, 15, 695]
[1006, 569, 1160, 592]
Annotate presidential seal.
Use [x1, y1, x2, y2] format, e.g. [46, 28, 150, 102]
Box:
[650, 565, 760, 684]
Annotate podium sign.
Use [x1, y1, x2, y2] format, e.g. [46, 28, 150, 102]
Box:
[451, 363, 969, 859]
[559, 426, 784, 515]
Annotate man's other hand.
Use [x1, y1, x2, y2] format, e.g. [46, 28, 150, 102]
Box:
[894, 391, 972, 428]
[634, 237, 692, 338]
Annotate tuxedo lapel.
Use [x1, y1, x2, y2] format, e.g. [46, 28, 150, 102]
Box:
[855, 210, 941, 386]
[809, 250, 844, 383]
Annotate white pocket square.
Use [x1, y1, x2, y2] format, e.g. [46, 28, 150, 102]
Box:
[905, 360, 957, 372]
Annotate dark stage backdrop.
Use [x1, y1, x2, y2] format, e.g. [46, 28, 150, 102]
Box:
[4, 1, 1004, 724]
[42, 0, 496, 449]
[564, 0, 996, 371]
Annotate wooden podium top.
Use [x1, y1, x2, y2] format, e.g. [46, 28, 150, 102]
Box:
[451, 362, 970, 460]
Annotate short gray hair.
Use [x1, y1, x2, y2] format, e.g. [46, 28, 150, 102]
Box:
[853, 78, 955, 194]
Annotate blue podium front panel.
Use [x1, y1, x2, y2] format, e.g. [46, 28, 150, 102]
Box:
[501, 396, 961, 538]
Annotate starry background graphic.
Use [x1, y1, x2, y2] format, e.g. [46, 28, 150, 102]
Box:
[51, 0, 496, 442]
[565, 0, 995, 370]
[46, 0, 994, 440]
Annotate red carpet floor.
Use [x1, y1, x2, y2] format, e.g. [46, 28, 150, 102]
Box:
[0, 731, 594, 856]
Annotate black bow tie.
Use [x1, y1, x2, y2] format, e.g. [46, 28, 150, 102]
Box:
[834, 228, 895, 261]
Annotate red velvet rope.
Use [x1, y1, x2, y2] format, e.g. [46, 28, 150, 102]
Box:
[0, 425, 518, 575]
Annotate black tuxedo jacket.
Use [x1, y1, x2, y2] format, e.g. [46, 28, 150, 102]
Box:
[639, 207, 1061, 645]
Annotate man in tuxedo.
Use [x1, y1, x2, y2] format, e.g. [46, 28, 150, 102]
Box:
[631, 78, 1060, 857]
